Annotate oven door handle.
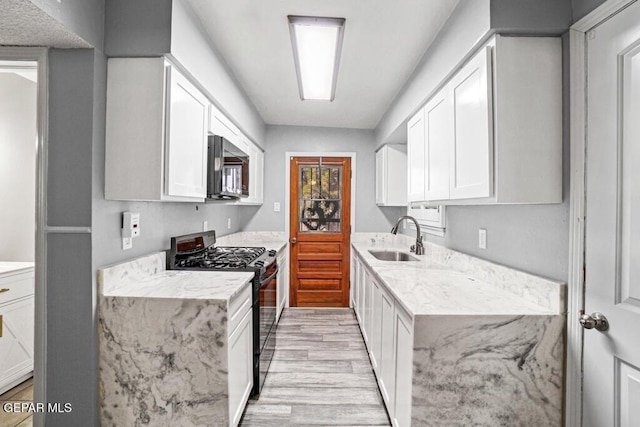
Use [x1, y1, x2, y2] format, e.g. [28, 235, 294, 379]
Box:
[260, 265, 279, 286]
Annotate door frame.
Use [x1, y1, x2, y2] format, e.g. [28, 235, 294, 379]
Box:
[567, 1, 636, 425]
[0, 46, 48, 427]
[284, 152, 357, 308]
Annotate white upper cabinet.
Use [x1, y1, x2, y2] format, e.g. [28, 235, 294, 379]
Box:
[449, 46, 492, 200]
[406, 35, 562, 205]
[105, 58, 208, 202]
[407, 109, 426, 202]
[165, 67, 209, 199]
[375, 144, 408, 206]
[424, 89, 453, 201]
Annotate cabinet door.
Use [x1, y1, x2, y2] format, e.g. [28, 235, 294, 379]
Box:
[209, 104, 240, 145]
[255, 150, 264, 204]
[424, 88, 452, 201]
[369, 278, 382, 371]
[407, 109, 426, 202]
[393, 304, 413, 427]
[0, 297, 34, 391]
[277, 250, 288, 322]
[166, 66, 209, 199]
[375, 148, 386, 205]
[449, 46, 493, 200]
[361, 268, 371, 345]
[379, 288, 396, 412]
[352, 256, 360, 315]
[228, 308, 253, 427]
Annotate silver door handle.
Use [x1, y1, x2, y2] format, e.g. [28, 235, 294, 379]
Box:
[291, 237, 297, 244]
[579, 311, 609, 332]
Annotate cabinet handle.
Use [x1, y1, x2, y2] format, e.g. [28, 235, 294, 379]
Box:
[0, 288, 9, 293]
[0, 315, 2, 338]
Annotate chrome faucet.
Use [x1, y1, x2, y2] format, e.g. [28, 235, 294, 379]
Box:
[390, 215, 424, 255]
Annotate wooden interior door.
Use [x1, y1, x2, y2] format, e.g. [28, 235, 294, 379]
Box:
[290, 157, 351, 307]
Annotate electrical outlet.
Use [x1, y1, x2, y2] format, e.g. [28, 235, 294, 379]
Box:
[203, 220, 208, 231]
[122, 237, 132, 250]
[227, 218, 232, 229]
[478, 228, 487, 249]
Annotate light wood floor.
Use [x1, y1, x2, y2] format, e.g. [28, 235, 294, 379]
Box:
[0, 378, 33, 427]
[240, 308, 391, 426]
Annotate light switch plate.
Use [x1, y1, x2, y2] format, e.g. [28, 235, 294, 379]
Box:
[478, 228, 487, 249]
[203, 220, 208, 231]
[274, 202, 281, 212]
[122, 237, 132, 250]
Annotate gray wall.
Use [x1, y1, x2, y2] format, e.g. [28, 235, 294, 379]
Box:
[0, 73, 36, 262]
[241, 125, 405, 233]
[45, 49, 96, 426]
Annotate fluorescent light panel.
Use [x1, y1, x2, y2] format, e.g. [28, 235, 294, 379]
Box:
[288, 16, 345, 101]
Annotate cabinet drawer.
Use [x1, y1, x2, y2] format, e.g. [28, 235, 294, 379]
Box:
[0, 271, 35, 305]
[228, 282, 252, 335]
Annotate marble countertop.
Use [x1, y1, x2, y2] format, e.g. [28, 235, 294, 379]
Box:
[352, 234, 564, 317]
[98, 252, 253, 301]
[0, 262, 35, 277]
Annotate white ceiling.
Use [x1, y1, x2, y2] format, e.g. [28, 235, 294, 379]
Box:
[187, 0, 460, 130]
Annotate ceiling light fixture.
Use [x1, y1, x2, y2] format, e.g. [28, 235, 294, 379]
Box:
[288, 15, 346, 101]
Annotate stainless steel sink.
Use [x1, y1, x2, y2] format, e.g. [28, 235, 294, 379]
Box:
[368, 250, 419, 262]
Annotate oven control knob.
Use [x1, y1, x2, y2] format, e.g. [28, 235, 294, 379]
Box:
[256, 261, 264, 267]
[269, 250, 276, 257]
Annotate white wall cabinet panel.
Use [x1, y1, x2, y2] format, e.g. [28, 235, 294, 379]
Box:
[407, 109, 426, 202]
[228, 308, 253, 427]
[209, 103, 240, 146]
[165, 67, 209, 199]
[105, 58, 207, 202]
[449, 46, 493, 200]
[407, 205, 446, 231]
[240, 141, 264, 205]
[424, 87, 452, 201]
[375, 145, 408, 206]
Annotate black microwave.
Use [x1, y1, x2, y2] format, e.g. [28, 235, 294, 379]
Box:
[207, 135, 249, 199]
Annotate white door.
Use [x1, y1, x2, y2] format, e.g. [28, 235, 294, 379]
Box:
[584, 2, 640, 426]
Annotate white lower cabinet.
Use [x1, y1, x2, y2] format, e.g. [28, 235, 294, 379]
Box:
[369, 278, 382, 371]
[227, 289, 253, 427]
[392, 304, 413, 427]
[0, 267, 35, 395]
[276, 248, 289, 322]
[351, 249, 414, 426]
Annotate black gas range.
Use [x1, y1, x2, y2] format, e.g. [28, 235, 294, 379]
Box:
[168, 230, 277, 397]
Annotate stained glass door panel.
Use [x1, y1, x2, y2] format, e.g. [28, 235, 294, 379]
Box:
[299, 164, 342, 232]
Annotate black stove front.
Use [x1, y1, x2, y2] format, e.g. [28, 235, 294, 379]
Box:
[168, 230, 277, 397]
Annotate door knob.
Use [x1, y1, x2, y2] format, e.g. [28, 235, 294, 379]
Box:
[291, 237, 297, 244]
[579, 311, 609, 332]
